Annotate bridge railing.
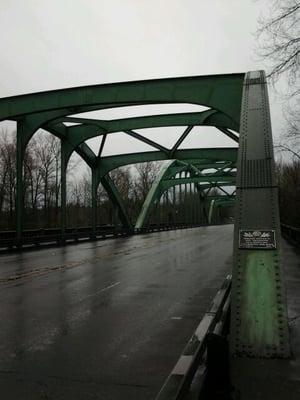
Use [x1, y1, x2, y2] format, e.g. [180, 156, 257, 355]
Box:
[0, 225, 128, 249]
[134, 222, 203, 233]
[0, 222, 204, 250]
[281, 223, 300, 245]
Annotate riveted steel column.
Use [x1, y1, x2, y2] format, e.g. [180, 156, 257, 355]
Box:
[60, 140, 70, 240]
[166, 190, 170, 224]
[91, 168, 98, 238]
[16, 124, 24, 243]
[173, 185, 176, 224]
[16, 120, 36, 244]
[179, 174, 182, 223]
[230, 71, 290, 358]
[208, 199, 215, 224]
[184, 175, 187, 224]
[194, 184, 197, 223]
[193, 184, 196, 224]
[189, 182, 192, 224]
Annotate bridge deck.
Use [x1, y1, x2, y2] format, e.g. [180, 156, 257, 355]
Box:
[0, 225, 233, 400]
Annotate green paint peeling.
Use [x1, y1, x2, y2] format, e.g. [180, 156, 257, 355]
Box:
[241, 251, 279, 351]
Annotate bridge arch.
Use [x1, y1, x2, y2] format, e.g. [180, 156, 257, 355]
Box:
[135, 159, 236, 229]
[0, 70, 289, 359]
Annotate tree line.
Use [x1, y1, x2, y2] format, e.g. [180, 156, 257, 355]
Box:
[0, 130, 160, 230]
[0, 128, 298, 230]
[257, 0, 300, 227]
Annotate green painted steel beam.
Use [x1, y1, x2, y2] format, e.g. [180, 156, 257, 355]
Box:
[47, 125, 132, 229]
[2, 73, 242, 238]
[100, 175, 132, 230]
[196, 182, 234, 191]
[98, 148, 238, 178]
[208, 199, 216, 224]
[0, 74, 244, 124]
[213, 198, 236, 207]
[46, 132, 237, 232]
[124, 129, 169, 154]
[217, 127, 239, 143]
[161, 175, 235, 191]
[170, 125, 194, 156]
[157, 160, 236, 180]
[135, 160, 175, 229]
[46, 109, 238, 156]
[205, 195, 235, 201]
[208, 197, 235, 224]
[135, 158, 236, 229]
[47, 124, 97, 167]
[161, 181, 235, 194]
[60, 108, 237, 132]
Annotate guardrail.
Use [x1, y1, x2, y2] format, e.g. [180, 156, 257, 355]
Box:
[135, 223, 203, 234]
[0, 225, 131, 250]
[0, 223, 203, 250]
[155, 275, 231, 400]
[281, 223, 300, 245]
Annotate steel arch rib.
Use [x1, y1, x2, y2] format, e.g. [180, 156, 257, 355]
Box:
[8, 73, 243, 237]
[47, 125, 238, 232]
[48, 109, 239, 147]
[0, 74, 244, 124]
[46, 125, 132, 229]
[98, 148, 238, 178]
[135, 160, 176, 229]
[100, 175, 132, 230]
[208, 197, 236, 223]
[135, 158, 236, 229]
[5, 71, 290, 365]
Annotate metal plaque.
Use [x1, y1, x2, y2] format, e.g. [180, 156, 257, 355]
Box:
[239, 229, 276, 249]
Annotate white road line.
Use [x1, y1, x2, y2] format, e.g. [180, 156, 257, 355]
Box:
[78, 281, 121, 302]
[97, 281, 121, 293]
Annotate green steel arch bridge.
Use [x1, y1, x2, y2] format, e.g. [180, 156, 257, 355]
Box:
[0, 71, 298, 399]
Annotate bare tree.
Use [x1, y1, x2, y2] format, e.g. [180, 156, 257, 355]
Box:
[24, 138, 43, 212]
[133, 162, 160, 203]
[257, 1, 300, 162]
[110, 167, 133, 202]
[0, 131, 16, 219]
[285, 103, 300, 137]
[31, 132, 61, 225]
[256, 0, 300, 96]
[0, 128, 164, 230]
[277, 159, 300, 226]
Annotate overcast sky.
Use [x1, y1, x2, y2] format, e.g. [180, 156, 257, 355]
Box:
[0, 0, 285, 158]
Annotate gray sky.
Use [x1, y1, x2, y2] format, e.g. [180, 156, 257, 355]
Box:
[0, 0, 285, 158]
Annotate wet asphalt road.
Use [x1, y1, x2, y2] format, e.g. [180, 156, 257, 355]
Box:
[0, 225, 233, 400]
